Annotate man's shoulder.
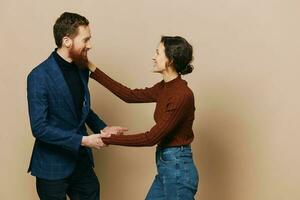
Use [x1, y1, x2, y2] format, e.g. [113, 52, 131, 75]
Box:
[28, 54, 55, 78]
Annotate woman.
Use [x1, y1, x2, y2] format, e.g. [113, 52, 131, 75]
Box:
[89, 36, 199, 199]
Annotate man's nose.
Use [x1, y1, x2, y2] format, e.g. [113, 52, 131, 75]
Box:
[86, 41, 92, 50]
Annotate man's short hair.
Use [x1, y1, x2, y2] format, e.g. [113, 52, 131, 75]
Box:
[53, 12, 89, 47]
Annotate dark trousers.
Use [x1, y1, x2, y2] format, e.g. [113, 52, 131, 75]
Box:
[36, 150, 100, 200]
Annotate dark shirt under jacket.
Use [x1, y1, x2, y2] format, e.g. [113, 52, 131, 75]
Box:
[53, 50, 91, 167]
[53, 50, 84, 120]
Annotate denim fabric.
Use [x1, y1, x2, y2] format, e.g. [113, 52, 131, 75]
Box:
[146, 146, 199, 200]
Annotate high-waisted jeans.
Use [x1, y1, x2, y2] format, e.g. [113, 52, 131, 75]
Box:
[145, 145, 199, 200]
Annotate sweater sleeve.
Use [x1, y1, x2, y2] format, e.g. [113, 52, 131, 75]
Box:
[101, 94, 190, 146]
[90, 68, 159, 103]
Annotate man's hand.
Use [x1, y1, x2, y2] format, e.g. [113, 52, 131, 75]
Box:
[81, 134, 106, 149]
[102, 126, 128, 137]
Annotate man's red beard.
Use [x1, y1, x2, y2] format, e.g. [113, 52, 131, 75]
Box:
[69, 47, 89, 69]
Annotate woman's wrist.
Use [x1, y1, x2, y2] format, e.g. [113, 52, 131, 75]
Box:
[88, 61, 97, 72]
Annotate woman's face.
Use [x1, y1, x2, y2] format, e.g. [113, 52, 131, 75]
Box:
[152, 42, 169, 73]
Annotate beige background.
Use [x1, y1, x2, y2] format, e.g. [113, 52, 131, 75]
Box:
[1, 0, 300, 199]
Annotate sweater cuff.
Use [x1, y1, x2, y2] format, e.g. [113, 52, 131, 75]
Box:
[102, 137, 109, 145]
[89, 68, 100, 79]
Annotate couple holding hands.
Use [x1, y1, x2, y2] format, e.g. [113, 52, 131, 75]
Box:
[27, 12, 199, 200]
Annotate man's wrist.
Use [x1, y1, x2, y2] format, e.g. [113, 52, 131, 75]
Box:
[81, 136, 87, 146]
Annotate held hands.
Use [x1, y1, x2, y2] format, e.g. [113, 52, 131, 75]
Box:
[101, 126, 128, 138]
[81, 126, 128, 149]
[81, 134, 106, 149]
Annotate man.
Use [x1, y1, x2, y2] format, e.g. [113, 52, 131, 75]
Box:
[27, 12, 126, 200]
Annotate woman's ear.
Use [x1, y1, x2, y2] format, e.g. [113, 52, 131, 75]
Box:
[166, 60, 173, 68]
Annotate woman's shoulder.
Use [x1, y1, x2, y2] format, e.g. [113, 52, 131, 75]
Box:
[178, 80, 194, 97]
[169, 87, 194, 106]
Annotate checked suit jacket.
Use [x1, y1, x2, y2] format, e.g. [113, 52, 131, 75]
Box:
[27, 52, 106, 180]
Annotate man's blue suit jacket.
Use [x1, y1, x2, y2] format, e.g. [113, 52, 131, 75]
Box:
[27, 53, 106, 180]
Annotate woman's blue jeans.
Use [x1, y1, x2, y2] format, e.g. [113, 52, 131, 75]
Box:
[145, 145, 199, 200]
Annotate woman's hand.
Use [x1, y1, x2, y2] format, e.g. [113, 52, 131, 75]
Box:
[101, 126, 128, 137]
[88, 61, 97, 72]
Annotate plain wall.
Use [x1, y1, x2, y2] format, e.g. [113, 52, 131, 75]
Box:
[1, 0, 300, 199]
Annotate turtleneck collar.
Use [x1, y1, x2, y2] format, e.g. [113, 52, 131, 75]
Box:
[53, 49, 77, 71]
[163, 75, 182, 88]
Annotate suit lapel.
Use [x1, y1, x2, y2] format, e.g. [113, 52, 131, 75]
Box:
[78, 70, 90, 123]
[46, 54, 78, 120]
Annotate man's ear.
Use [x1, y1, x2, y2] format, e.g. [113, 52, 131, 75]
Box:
[62, 36, 72, 48]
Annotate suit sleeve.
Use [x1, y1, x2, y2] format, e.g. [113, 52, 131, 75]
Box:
[83, 69, 107, 133]
[90, 68, 159, 103]
[85, 109, 107, 133]
[27, 71, 82, 153]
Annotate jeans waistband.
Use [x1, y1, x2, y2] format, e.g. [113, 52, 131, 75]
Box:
[156, 144, 191, 151]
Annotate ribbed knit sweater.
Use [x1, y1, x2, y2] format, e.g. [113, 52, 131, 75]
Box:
[90, 68, 195, 147]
